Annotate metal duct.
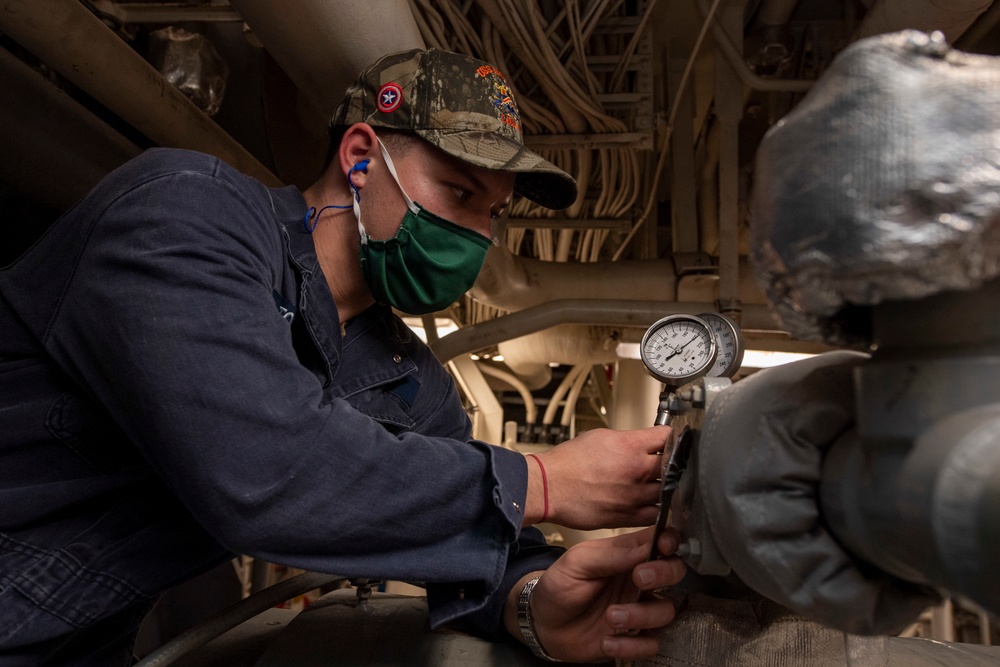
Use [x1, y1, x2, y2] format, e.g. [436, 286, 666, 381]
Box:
[227, 0, 424, 118]
[0, 0, 280, 186]
[0, 47, 140, 209]
[853, 0, 994, 44]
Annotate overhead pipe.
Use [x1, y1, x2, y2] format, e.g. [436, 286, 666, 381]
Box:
[472, 243, 679, 312]
[852, 0, 994, 44]
[0, 46, 141, 210]
[431, 299, 779, 363]
[0, 0, 280, 186]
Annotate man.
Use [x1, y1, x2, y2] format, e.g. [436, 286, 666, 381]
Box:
[0, 48, 682, 664]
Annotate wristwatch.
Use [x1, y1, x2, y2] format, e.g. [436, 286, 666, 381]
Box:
[517, 575, 562, 662]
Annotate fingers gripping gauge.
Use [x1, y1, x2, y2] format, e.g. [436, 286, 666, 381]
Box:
[640, 314, 718, 384]
[698, 312, 745, 378]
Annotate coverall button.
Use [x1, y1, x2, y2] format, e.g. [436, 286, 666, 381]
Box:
[392, 354, 402, 363]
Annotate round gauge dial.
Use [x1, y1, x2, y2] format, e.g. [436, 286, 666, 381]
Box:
[698, 312, 746, 378]
[640, 314, 718, 384]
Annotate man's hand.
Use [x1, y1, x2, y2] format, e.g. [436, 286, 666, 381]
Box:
[525, 426, 669, 529]
[503, 527, 685, 663]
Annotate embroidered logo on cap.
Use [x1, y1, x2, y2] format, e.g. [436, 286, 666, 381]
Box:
[475, 65, 520, 132]
[377, 83, 403, 112]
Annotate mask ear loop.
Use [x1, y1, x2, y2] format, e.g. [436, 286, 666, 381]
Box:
[377, 138, 420, 215]
[303, 159, 369, 234]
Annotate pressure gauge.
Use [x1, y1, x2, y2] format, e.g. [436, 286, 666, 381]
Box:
[640, 314, 718, 384]
[698, 312, 746, 378]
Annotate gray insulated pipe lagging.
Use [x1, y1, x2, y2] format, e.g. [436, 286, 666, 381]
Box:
[820, 405, 1000, 615]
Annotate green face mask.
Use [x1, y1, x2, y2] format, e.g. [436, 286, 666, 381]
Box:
[354, 140, 492, 315]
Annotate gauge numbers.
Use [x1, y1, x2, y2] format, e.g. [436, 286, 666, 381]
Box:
[699, 312, 746, 378]
[640, 314, 718, 384]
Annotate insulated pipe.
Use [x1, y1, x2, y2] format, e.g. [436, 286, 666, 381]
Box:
[227, 0, 424, 118]
[472, 244, 679, 312]
[852, 0, 994, 44]
[497, 325, 620, 384]
[430, 299, 780, 363]
[0, 46, 141, 210]
[478, 363, 538, 425]
[0, 0, 280, 186]
[820, 406, 1000, 614]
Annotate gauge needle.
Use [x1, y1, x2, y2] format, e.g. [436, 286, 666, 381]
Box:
[662, 336, 697, 361]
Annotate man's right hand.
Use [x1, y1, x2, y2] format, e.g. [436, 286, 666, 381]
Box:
[524, 425, 670, 529]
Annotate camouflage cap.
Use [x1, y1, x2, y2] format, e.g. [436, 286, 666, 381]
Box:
[331, 48, 577, 211]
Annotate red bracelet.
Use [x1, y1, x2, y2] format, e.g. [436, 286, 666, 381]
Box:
[527, 454, 549, 523]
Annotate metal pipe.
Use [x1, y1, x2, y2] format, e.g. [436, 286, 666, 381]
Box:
[430, 299, 779, 363]
[0, 0, 280, 186]
[0, 46, 141, 209]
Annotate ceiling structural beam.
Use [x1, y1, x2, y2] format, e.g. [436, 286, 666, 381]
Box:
[0, 0, 280, 186]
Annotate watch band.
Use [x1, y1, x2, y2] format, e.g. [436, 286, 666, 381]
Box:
[517, 575, 562, 662]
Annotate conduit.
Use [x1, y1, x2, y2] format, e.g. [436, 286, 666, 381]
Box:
[0, 0, 280, 186]
[542, 364, 589, 427]
[560, 367, 592, 432]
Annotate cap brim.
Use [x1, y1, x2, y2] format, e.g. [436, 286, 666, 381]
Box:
[414, 128, 578, 210]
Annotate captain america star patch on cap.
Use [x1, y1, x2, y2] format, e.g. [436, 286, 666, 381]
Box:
[377, 82, 403, 112]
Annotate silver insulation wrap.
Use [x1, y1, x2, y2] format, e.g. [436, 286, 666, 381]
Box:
[751, 30, 1000, 345]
